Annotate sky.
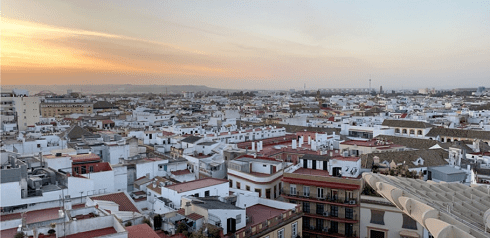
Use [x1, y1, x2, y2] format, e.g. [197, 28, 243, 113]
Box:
[2, 0, 490, 90]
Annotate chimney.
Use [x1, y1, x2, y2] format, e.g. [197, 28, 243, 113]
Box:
[252, 142, 255, 151]
[292, 140, 297, 149]
[9, 156, 16, 168]
[329, 151, 333, 157]
[299, 136, 304, 147]
[311, 141, 317, 151]
[308, 136, 311, 145]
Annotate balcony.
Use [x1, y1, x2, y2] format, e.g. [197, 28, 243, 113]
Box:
[303, 211, 359, 224]
[303, 226, 358, 238]
[281, 190, 359, 207]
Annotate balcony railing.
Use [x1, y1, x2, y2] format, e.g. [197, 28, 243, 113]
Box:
[303, 226, 359, 238]
[303, 211, 359, 223]
[281, 189, 359, 207]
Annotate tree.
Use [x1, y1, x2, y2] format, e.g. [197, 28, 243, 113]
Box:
[190, 224, 221, 238]
[14, 232, 25, 238]
[143, 218, 152, 228]
[176, 222, 188, 234]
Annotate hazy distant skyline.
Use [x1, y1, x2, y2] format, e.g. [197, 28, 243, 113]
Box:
[2, 1, 489, 90]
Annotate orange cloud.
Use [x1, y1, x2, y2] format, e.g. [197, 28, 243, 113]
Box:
[1, 17, 240, 85]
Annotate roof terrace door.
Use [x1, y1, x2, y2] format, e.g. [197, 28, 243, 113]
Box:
[312, 160, 317, 170]
[227, 218, 236, 233]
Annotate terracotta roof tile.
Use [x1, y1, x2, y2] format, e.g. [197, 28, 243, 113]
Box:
[177, 208, 185, 216]
[186, 213, 204, 221]
[171, 169, 192, 176]
[91, 192, 140, 213]
[126, 224, 160, 238]
[65, 227, 117, 238]
[165, 178, 228, 193]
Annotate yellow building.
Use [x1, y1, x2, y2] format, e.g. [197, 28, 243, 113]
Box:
[1, 96, 41, 131]
[40, 102, 93, 117]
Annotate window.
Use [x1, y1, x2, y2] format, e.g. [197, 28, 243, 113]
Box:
[303, 186, 310, 197]
[205, 190, 210, 197]
[194, 193, 199, 197]
[402, 214, 417, 230]
[277, 228, 284, 238]
[345, 223, 353, 237]
[81, 166, 86, 174]
[345, 207, 353, 219]
[410, 129, 415, 135]
[74, 167, 79, 174]
[418, 130, 423, 135]
[255, 188, 262, 197]
[330, 205, 338, 217]
[236, 214, 241, 223]
[303, 217, 310, 230]
[303, 202, 310, 213]
[266, 188, 271, 199]
[246, 185, 250, 191]
[290, 185, 297, 195]
[236, 181, 241, 189]
[89, 166, 94, 172]
[316, 204, 324, 215]
[317, 188, 324, 198]
[37, 144, 41, 148]
[330, 221, 338, 233]
[158, 164, 167, 171]
[229, 179, 233, 187]
[316, 218, 323, 230]
[370, 210, 385, 225]
[346, 191, 353, 200]
[292, 222, 298, 237]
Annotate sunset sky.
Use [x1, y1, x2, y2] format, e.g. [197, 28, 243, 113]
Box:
[2, 0, 489, 90]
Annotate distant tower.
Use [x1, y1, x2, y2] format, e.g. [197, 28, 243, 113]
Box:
[304, 83, 306, 94]
[380, 86, 383, 94]
[369, 79, 372, 92]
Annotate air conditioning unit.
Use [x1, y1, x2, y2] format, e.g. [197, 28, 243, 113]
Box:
[323, 211, 329, 217]
[349, 200, 356, 205]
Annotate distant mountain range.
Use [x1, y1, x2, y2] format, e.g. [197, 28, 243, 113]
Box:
[1, 84, 232, 95]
